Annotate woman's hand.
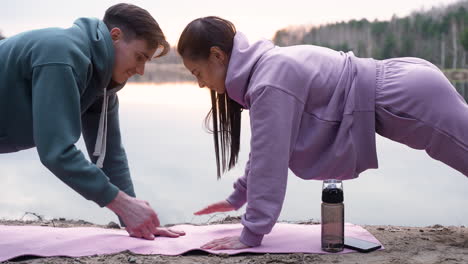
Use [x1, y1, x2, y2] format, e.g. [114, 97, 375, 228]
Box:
[194, 200, 235, 215]
[195, 201, 247, 250]
[201, 236, 250, 250]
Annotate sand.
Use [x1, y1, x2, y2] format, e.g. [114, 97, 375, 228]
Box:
[1, 216, 467, 264]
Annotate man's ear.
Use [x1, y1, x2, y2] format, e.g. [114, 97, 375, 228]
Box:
[110, 28, 123, 42]
[210, 46, 228, 65]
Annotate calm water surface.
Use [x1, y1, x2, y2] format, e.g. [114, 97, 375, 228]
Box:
[1, 83, 467, 226]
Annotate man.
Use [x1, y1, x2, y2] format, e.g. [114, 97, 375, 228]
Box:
[0, 3, 184, 240]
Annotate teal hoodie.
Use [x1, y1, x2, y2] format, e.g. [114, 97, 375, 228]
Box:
[0, 18, 135, 207]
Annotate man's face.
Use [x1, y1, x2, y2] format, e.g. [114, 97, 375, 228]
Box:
[110, 28, 158, 84]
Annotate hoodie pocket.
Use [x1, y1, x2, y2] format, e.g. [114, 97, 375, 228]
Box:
[0, 104, 15, 152]
[0, 128, 18, 153]
[0, 113, 6, 139]
[0, 133, 18, 153]
[0, 87, 7, 138]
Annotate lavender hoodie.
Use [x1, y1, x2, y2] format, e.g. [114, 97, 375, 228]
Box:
[225, 32, 380, 246]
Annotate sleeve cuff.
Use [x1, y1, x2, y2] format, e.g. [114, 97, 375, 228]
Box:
[226, 189, 247, 210]
[239, 226, 264, 247]
[94, 184, 120, 207]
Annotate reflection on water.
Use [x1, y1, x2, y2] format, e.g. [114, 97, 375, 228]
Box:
[1, 83, 467, 226]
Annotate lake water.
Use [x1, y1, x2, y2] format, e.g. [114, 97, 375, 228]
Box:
[1, 83, 467, 227]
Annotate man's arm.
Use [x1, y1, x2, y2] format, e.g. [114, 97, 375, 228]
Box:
[32, 65, 164, 240]
[31, 64, 119, 206]
[81, 94, 136, 200]
[81, 94, 135, 227]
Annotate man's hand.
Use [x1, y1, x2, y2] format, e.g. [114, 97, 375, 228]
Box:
[201, 236, 250, 250]
[107, 191, 185, 240]
[194, 200, 235, 215]
[154, 227, 186, 238]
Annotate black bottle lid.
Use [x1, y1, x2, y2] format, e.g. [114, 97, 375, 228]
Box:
[322, 187, 344, 203]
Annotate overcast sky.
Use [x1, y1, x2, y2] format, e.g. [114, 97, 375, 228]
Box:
[0, 0, 461, 45]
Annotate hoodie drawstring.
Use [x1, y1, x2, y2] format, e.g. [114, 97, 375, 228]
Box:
[93, 88, 109, 168]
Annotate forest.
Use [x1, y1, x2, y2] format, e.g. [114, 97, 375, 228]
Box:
[272, 0, 468, 98]
[273, 0, 468, 69]
[1, 0, 467, 100]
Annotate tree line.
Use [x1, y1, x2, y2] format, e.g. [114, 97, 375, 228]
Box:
[1, 0, 467, 96]
[273, 0, 468, 69]
[273, 0, 468, 100]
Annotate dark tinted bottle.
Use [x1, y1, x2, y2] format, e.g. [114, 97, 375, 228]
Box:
[321, 179, 344, 252]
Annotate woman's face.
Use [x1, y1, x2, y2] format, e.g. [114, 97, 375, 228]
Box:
[182, 47, 228, 94]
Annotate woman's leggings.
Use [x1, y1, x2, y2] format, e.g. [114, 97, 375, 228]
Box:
[375, 58, 468, 177]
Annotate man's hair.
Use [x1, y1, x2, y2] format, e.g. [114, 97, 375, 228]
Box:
[103, 3, 169, 57]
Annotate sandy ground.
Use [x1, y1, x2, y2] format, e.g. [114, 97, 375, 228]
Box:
[1, 215, 467, 264]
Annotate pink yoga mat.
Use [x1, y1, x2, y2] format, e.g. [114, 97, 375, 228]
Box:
[0, 223, 383, 261]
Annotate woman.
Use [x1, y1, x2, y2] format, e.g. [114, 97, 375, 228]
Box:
[177, 17, 468, 249]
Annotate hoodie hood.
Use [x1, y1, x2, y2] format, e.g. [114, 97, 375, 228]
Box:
[73, 17, 116, 95]
[73, 18, 121, 168]
[225, 32, 275, 107]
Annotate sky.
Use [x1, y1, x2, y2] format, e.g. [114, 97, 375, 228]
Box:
[0, 0, 461, 45]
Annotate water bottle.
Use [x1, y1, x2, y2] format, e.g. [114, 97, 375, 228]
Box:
[321, 179, 344, 252]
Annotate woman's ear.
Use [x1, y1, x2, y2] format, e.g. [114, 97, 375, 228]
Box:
[210, 46, 228, 65]
[110, 28, 123, 42]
